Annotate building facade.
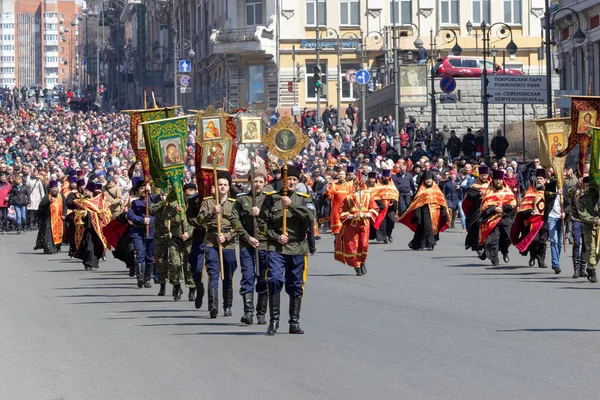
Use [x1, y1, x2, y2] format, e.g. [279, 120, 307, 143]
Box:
[0, 0, 83, 89]
[120, 0, 547, 111]
[553, 0, 600, 97]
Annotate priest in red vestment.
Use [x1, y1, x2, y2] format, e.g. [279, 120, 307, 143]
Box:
[334, 177, 379, 276]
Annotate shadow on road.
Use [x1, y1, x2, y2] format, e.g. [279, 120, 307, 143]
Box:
[173, 331, 267, 336]
[54, 285, 137, 290]
[309, 273, 353, 277]
[140, 322, 246, 327]
[497, 328, 600, 332]
[56, 294, 157, 298]
[70, 299, 173, 305]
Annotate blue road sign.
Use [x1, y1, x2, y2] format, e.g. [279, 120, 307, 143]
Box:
[440, 76, 457, 94]
[179, 60, 191, 73]
[355, 69, 371, 85]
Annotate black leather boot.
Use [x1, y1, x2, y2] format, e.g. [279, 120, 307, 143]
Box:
[572, 258, 579, 279]
[144, 264, 153, 288]
[579, 258, 588, 278]
[267, 293, 280, 335]
[208, 288, 218, 318]
[158, 283, 166, 296]
[588, 269, 598, 283]
[172, 284, 182, 301]
[128, 264, 135, 277]
[188, 287, 196, 302]
[223, 288, 233, 317]
[136, 263, 145, 288]
[288, 297, 304, 334]
[256, 293, 267, 325]
[195, 283, 205, 309]
[240, 292, 254, 325]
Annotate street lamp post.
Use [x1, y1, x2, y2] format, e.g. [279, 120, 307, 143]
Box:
[397, 24, 423, 132]
[172, 34, 195, 106]
[429, 28, 462, 136]
[544, 5, 586, 118]
[481, 22, 518, 164]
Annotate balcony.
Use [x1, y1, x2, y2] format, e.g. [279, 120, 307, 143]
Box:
[210, 19, 276, 58]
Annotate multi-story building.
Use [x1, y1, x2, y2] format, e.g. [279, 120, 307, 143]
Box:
[552, 0, 600, 97]
[121, 0, 547, 112]
[0, 0, 83, 89]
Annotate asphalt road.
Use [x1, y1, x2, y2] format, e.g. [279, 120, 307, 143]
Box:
[2, 225, 600, 400]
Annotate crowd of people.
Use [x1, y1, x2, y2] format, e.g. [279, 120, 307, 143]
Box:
[1, 103, 596, 338]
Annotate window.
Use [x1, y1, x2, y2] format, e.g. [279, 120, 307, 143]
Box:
[341, 63, 361, 100]
[0, 23, 14, 29]
[44, 34, 58, 41]
[44, 13, 57, 19]
[503, 0, 522, 24]
[246, 0, 263, 26]
[306, 62, 327, 100]
[441, 0, 459, 24]
[45, 56, 58, 63]
[472, 0, 490, 24]
[390, 0, 412, 25]
[247, 65, 265, 103]
[45, 45, 58, 52]
[45, 23, 58, 30]
[3, 45, 14, 51]
[3, 34, 14, 40]
[306, 0, 326, 26]
[340, 0, 360, 26]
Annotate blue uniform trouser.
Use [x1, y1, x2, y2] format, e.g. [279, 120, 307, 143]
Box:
[205, 247, 237, 290]
[239, 247, 268, 295]
[132, 235, 154, 266]
[267, 251, 307, 297]
[572, 220, 587, 261]
[189, 241, 206, 285]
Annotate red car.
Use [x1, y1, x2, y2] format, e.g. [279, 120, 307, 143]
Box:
[434, 56, 524, 77]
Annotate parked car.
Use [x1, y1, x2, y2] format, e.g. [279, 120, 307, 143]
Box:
[434, 56, 524, 78]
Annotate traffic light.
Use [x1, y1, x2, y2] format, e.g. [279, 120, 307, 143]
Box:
[288, 82, 293, 92]
[296, 63, 305, 82]
[313, 66, 322, 88]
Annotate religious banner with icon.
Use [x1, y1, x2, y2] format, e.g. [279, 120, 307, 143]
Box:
[398, 65, 428, 107]
[535, 117, 571, 189]
[193, 105, 239, 202]
[122, 107, 177, 182]
[140, 115, 189, 207]
[556, 96, 600, 176]
[589, 127, 600, 187]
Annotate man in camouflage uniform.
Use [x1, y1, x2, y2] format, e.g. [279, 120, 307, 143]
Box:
[578, 182, 600, 283]
[262, 165, 316, 335]
[198, 172, 238, 318]
[232, 167, 269, 325]
[186, 183, 206, 310]
[149, 189, 196, 300]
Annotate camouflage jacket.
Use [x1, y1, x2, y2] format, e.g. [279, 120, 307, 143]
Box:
[232, 191, 267, 250]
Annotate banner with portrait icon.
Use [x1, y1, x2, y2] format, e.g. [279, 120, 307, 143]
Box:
[193, 105, 239, 202]
[140, 115, 189, 207]
[556, 96, 600, 176]
[122, 107, 177, 183]
[535, 117, 570, 188]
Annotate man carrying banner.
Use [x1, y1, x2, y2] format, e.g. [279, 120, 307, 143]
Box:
[334, 177, 379, 276]
[566, 177, 588, 278]
[149, 188, 196, 301]
[127, 177, 157, 288]
[198, 171, 238, 318]
[34, 180, 66, 254]
[232, 167, 269, 324]
[372, 169, 399, 244]
[510, 169, 552, 268]
[186, 184, 206, 309]
[398, 170, 449, 251]
[262, 165, 316, 335]
[478, 170, 516, 266]
[463, 165, 490, 257]
[578, 180, 600, 283]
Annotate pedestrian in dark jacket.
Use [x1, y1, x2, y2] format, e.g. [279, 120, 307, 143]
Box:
[462, 128, 476, 159]
[447, 130, 462, 159]
[443, 170, 461, 228]
[491, 130, 509, 159]
[392, 165, 416, 214]
[9, 175, 30, 234]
